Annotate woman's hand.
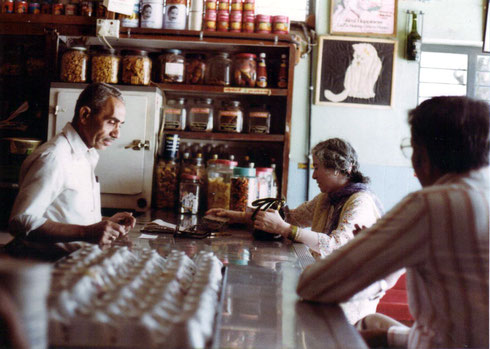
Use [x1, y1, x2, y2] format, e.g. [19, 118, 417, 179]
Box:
[205, 208, 250, 224]
[253, 209, 290, 237]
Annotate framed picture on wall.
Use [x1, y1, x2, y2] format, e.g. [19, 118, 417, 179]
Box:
[330, 0, 398, 37]
[314, 36, 397, 107]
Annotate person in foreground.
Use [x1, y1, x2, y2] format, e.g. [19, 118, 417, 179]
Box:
[297, 96, 489, 348]
[8, 83, 136, 255]
[208, 138, 401, 322]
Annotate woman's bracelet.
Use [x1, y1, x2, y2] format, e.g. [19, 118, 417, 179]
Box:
[287, 225, 299, 241]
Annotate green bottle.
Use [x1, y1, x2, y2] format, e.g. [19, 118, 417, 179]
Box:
[406, 11, 422, 61]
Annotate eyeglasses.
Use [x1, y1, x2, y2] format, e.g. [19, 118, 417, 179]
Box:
[400, 137, 413, 159]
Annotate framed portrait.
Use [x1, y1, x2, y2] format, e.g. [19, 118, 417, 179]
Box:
[330, 0, 397, 37]
[314, 36, 397, 108]
[484, 0, 490, 52]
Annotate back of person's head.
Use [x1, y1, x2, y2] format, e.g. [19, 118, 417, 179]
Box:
[73, 83, 123, 124]
[312, 137, 370, 184]
[408, 96, 490, 174]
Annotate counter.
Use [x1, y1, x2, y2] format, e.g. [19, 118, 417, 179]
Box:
[127, 212, 368, 349]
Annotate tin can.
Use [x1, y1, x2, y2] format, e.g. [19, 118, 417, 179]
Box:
[217, 11, 229, 31]
[255, 14, 271, 33]
[163, 0, 186, 30]
[120, 0, 139, 27]
[217, 0, 228, 11]
[243, 0, 253, 11]
[230, 0, 241, 11]
[14, 0, 27, 13]
[272, 15, 289, 34]
[205, 0, 216, 10]
[242, 13, 254, 32]
[80, 0, 92, 16]
[52, 2, 63, 14]
[40, 1, 50, 14]
[140, 0, 163, 29]
[204, 10, 216, 31]
[229, 11, 242, 32]
[65, 3, 77, 15]
[28, 2, 40, 13]
[2, 0, 14, 13]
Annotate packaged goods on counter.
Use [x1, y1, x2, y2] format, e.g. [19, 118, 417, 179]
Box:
[163, 0, 186, 29]
[91, 47, 120, 84]
[218, 100, 243, 133]
[234, 53, 257, 87]
[121, 49, 151, 85]
[48, 245, 224, 349]
[60, 47, 88, 83]
[140, 0, 163, 29]
[163, 98, 186, 131]
[159, 49, 185, 83]
[230, 166, 257, 211]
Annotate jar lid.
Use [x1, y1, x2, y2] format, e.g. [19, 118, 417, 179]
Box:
[122, 49, 148, 56]
[215, 52, 230, 58]
[199, 98, 213, 104]
[216, 159, 232, 166]
[233, 166, 256, 177]
[70, 46, 87, 51]
[165, 49, 182, 55]
[256, 167, 273, 173]
[235, 53, 257, 59]
[228, 100, 241, 107]
[168, 98, 186, 104]
[181, 174, 199, 180]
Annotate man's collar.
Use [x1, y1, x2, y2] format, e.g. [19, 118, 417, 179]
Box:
[62, 123, 99, 164]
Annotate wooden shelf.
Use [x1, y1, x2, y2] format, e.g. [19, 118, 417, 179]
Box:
[0, 14, 96, 35]
[170, 131, 284, 142]
[153, 83, 288, 96]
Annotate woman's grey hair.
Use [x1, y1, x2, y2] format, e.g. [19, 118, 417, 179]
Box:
[72, 83, 123, 123]
[312, 138, 370, 184]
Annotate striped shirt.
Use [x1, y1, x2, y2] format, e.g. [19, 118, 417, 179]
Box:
[297, 167, 489, 348]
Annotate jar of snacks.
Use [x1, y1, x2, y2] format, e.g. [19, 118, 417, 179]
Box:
[230, 167, 257, 211]
[255, 14, 271, 33]
[218, 100, 243, 133]
[207, 159, 235, 210]
[121, 49, 151, 85]
[179, 174, 201, 214]
[159, 49, 185, 83]
[60, 46, 88, 83]
[234, 53, 257, 87]
[185, 53, 206, 84]
[205, 52, 231, 86]
[248, 104, 270, 133]
[188, 98, 213, 132]
[163, 98, 187, 131]
[91, 47, 120, 84]
[154, 134, 180, 209]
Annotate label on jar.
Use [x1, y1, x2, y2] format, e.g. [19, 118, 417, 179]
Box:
[165, 62, 184, 76]
[190, 107, 210, 114]
[249, 111, 269, 118]
[250, 126, 268, 133]
[219, 111, 239, 131]
[164, 120, 182, 130]
[190, 122, 209, 131]
[165, 108, 182, 115]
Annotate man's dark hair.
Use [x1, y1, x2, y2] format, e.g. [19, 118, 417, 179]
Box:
[73, 83, 123, 123]
[408, 96, 490, 174]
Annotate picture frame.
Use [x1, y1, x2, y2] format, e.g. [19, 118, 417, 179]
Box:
[330, 0, 398, 37]
[484, 0, 490, 52]
[314, 36, 397, 108]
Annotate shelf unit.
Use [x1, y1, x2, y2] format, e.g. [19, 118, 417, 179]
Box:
[0, 14, 296, 199]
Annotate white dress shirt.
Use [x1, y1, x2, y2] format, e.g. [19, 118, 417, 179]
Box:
[9, 123, 101, 237]
[297, 167, 489, 348]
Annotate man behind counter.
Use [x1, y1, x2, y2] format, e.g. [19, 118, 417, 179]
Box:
[8, 83, 135, 253]
[297, 96, 489, 348]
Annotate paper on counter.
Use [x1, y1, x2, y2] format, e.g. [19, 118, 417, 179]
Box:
[138, 234, 159, 239]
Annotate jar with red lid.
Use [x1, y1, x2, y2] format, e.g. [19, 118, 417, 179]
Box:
[255, 14, 271, 33]
[272, 15, 289, 34]
[204, 10, 216, 31]
[243, 0, 253, 11]
[242, 14, 254, 32]
[205, 0, 216, 11]
[14, 0, 27, 13]
[229, 11, 242, 32]
[217, 11, 229, 31]
[217, 0, 228, 11]
[234, 53, 256, 87]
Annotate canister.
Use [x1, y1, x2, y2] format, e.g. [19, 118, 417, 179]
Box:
[185, 53, 206, 84]
[255, 14, 271, 33]
[121, 49, 152, 85]
[2, 0, 14, 14]
[159, 49, 185, 83]
[91, 47, 120, 84]
[14, 0, 27, 13]
[204, 10, 216, 31]
[230, 166, 257, 211]
[207, 159, 234, 210]
[60, 46, 88, 83]
[205, 52, 231, 86]
[229, 11, 242, 32]
[217, 11, 229, 31]
[120, 0, 139, 27]
[188, 98, 213, 132]
[163, 98, 187, 131]
[218, 100, 243, 133]
[140, 0, 163, 29]
[28, 2, 40, 13]
[205, 0, 216, 11]
[272, 15, 289, 34]
[163, 0, 186, 30]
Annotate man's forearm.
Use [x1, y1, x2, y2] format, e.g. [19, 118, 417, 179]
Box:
[26, 220, 86, 243]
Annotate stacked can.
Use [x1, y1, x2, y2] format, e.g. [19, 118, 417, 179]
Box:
[204, 0, 217, 31]
[272, 15, 289, 34]
[229, 0, 242, 32]
[242, 0, 254, 32]
[255, 14, 271, 34]
[217, 0, 229, 32]
[188, 0, 203, 30]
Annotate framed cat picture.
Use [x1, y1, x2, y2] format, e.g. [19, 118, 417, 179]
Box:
[314, 36, 397, 108]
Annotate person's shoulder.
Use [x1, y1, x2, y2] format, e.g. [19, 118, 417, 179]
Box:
[29, 133, 72, 164]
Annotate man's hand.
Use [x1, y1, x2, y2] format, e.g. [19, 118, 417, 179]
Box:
[359, 329, 388, 348]
[106, 212, 136, 233]
[83, 220, 128, 245]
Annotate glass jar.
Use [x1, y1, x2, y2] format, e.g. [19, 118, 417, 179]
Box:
[271, 163, 278, 198]
[248, 104, 270, 134]
[188, 98, 213, 132]
[256, 167, 273, 199]
[205, 52, 231, 86]
[218, 100, 243, 133]
[179, 174, 200, 214]
[60, 46, 88, 82]
[185, 54, 206, 84]
[163, 98, 186, 131]
[207, 159, 234, 210]
[121, 49, 151, 85]
[91, 47, 120, 84]
[154, 134, 180, 209]
[159, 49, 185, 83]
[230, 167, 257, 211]
[234, 53, 256, 87]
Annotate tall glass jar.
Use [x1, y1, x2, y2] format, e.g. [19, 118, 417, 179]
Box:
[230, 167, 257, 211]
[121, 49, 152, 85]
[185, 53, 206, 84]
[163, 98, 186, 131]
[256, 167, 273, 199]
[233, 53, 256, 87]
[154, 134, 180, 209]
[60, 46, 88, 82]
[205, 52, 231, 86]
[218, 100, 243, 133]
[91, 47, 120, 84]
[179, 174, 200, 214]
[207, 159, 234, 210]
[159, 49, 185, 83]
[188, 98, 213, 132]
[247, 104, 270, 134]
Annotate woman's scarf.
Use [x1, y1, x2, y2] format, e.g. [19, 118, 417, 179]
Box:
[311, 182, 381, 235]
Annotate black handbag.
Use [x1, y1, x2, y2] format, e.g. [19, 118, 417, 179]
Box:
[251, 198, 286, 241]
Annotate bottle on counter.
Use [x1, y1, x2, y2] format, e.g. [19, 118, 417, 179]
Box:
[406, 11, 422, 62]
[256, 52, 267, 88]
[154, 134, 180, 209]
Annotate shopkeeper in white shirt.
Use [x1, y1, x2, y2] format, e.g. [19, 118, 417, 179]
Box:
[8, 83, 135, 253]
